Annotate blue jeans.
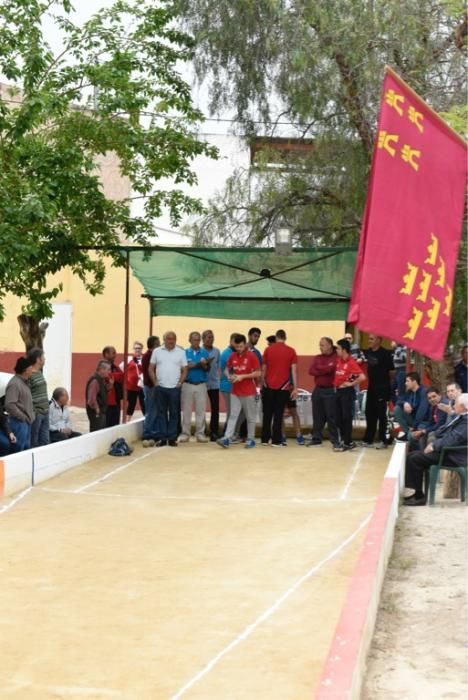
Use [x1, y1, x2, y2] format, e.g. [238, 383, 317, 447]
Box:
[154, 386, 181, 441]
[31, 412, 50, 447]
[0, 431, 20, 457]
[143, 386, 160, 439]
[9, 417, 31, 452]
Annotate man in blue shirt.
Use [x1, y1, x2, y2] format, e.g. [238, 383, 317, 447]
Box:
[202, 329, 221, 441]
[394, 371, 430, 442]
[179, 331, 210, 443]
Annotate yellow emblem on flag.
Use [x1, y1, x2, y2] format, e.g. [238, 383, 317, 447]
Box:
[436, 257, 446, 287]
[424, 298, 441, 330]
[378, 131, 399, 157]
[444, 286, 453, 317]
[424, 234, 438, 265]
[404, 307, 423, 340]
[400, 262, 418, 295]
[416, 270, 432, 302]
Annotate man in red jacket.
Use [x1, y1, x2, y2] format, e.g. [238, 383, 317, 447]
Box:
[308, 337, 340, 448]
[102, 346, 124, 427]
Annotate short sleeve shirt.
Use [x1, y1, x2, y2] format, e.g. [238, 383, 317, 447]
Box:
[263, 343, 297, 390]
[150, 346, 187, 388]
[365, 347, 394, 394]
[185, 347, 209, 383]
[334, 356, 362, 387]
[226, 350, 260, 396]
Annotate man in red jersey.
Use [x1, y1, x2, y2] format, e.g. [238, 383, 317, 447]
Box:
[333, 338, 365, 451]
[261, 329, 298, 446]
[217, 333, 261, 449]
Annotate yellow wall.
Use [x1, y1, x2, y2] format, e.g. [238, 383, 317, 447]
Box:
[152, 317, 345, 355]
[0, 264, 345, 355]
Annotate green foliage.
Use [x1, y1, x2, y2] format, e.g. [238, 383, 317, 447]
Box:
[0, 0, 217, 320]
[179, 0, 466, 248]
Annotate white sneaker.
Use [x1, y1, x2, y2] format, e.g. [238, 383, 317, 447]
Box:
[375, 441, 388, 449]
[196, 435, 209, 443]
[178, 434, 190, 443]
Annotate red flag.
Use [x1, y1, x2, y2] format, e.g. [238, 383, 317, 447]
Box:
[348, 67, 467, 360]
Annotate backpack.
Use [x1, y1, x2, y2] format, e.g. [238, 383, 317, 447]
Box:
[108, 437, 134, 457]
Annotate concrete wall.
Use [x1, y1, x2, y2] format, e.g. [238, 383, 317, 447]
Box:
[0, 419, 143, 499]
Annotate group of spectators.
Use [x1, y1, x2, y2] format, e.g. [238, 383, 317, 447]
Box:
[3, 334, 466, 498]
[0, 349, 80, 456]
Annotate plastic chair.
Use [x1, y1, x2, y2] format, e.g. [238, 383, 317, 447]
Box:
[427, 446, 467, 505]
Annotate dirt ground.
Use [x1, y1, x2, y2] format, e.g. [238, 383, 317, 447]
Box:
[69, 407, 468, 698]
[363, 501, 468, 699]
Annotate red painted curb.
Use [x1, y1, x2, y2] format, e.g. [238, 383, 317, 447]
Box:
[315, 476, 398, 699]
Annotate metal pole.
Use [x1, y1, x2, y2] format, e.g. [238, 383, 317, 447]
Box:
[122, 250, 130, 424]
[148, 297, 153, 336]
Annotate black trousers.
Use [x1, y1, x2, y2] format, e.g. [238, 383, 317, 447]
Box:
[87, 409, 107, 432]
[312, 386, 339, 445]
[106, 404, 120, 427]
[405, 450, 443, 494]
[364, 391, 388, 444]
[49, 430, 82, 442]
[261, 387, 290, 445]
[127, 389, 145, 416]
[207, 389, 220, 438]
[336, 386, 355, 445]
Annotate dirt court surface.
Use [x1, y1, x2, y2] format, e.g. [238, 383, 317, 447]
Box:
[0, 441, 390, 700]
[363, 502, 468, 700]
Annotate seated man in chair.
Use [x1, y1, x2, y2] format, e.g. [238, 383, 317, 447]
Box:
[403, 393, 468, 506]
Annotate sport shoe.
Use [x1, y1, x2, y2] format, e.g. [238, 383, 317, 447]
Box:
[333, 443, 346, 452]
[281, 436, 288, 446]
[196, 435, 209, 443]
[168, 440, 178, 447]
[217, 437, 230, 448]
[307, 440, 322, 447]
[358, 441, 373, 447]
[244, 439, 256, 449]
[154, 439, 167, 447]
[271, 443, 285, 447]
[261, 441, 270, 446]
[230, 435, 241, 444]
[346, 441, 357, 450]
[178, 433, 190, 443]
[375, 441, 388, 449]
[296, 435, 305, 445]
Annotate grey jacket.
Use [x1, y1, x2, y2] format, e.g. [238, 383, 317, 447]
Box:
[433, 413, 467, 467]
[4, 375, 34, 424]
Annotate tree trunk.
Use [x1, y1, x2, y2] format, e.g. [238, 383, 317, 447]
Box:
[425, 351, 459, 499]
[17, 314, 49, 352]
[424, 349, 456, 388]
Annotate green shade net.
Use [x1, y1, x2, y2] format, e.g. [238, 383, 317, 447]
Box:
[128, 247, 356, 320]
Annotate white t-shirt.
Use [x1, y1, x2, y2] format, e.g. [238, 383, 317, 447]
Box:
[150, 346, 187, 388]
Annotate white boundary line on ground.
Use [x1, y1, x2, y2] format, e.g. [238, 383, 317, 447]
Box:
[340, 449, 366, 501]
[72, 447, 166, 493]
[35, 486, 376, 505]
[0, 486, 33, 515]
[169, 513, 372, 700]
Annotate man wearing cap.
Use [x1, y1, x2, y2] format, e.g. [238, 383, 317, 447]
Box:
[4, 357, 35, 451]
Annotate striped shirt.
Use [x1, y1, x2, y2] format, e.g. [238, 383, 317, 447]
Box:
[29, 370, 49, 415]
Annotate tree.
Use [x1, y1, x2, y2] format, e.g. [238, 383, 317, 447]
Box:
[0, 0, 217, 336]
[179, 0, 466, 345]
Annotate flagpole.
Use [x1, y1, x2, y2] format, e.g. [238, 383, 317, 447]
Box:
[384, 65, 467, 149]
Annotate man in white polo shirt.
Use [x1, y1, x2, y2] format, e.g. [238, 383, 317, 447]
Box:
[148, 331, 188, 447]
